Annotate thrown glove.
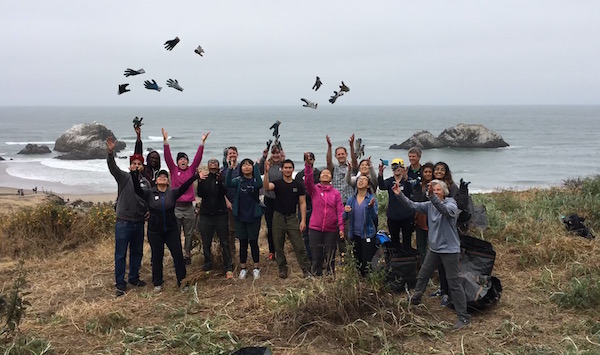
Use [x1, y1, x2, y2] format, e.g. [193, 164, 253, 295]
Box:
[166, 79, 183, 91]
[124, 68, 145, 77]
[118, 83, 130, 95]
[194, 45, 205, 56]
[143, 79, 162, 92]
[164, 36, 180, 51]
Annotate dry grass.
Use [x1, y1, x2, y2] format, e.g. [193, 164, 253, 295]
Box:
[1, 180, 600, 354]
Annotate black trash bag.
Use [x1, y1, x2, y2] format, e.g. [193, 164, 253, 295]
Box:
[562, 214, 595, 240]
[459, 235, 496, 276]
[456, 273, 502, 311]
[372, 240, 421, 292]
[231, 347, 272, 355]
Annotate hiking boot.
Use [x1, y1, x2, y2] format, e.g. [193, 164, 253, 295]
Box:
[268, 253, 275, 261]
[454, 317, 471, 330]
[278, 269, 288, 279]
[226, 271, 234, 279]
[115, 284, 126, 297]
[203, 263, 213, 271]
[239, 269, 248, 280]
[409, 294, 422, 305]
[252, 268, 261, 280]
[129, 279, 147, 287]
[154, 285, 163, 293]
[440, 294, 450, 307]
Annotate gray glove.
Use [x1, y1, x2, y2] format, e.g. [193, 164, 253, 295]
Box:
[166, 79, 183, 91]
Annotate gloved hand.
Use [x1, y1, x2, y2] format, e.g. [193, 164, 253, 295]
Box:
[144, 79, 162, 92]
[124, 68, 145, 77]
[166, 79, 183, 91]
[460, 178, 471, 190]
[164, 36, 180, 51]
[118, 84, 130, 95]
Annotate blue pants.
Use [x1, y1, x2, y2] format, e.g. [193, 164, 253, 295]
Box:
[114, 220, 145, 288]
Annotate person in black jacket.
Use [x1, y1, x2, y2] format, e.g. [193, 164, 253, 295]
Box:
[197, 158, 233, 277]
[133, 125, 161, 187]
[378, 158, 414, 250]
[137, 169, 198, 291]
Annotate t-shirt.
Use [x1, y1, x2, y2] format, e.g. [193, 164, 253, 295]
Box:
[272, 179, 305, 215]
[238, 177, 260, 223]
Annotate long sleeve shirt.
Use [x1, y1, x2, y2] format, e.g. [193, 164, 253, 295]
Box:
[107, 152, 148, 222]
[163, 143, 204, 203]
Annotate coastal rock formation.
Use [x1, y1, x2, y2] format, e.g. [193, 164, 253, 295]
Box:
[390, 124, 509, 149]
[54, 122, 125, 160]
[389, 130, 444, 149]
[18, 144, 52, 155]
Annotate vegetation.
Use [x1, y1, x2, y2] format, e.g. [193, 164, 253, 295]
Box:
[0, 176, 599, 353]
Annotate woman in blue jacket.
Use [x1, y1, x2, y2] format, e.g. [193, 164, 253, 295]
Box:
[343, 175, 378, 275]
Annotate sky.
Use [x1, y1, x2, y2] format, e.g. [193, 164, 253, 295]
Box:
[1, 1, 599, 106]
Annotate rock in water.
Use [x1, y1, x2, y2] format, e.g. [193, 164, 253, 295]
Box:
[391, 124, 509, 149]
[18, 144, 52, 155]
[438, 124, 509, 148]
[54, 122, 125, 160]
[390, 130, 444, 149]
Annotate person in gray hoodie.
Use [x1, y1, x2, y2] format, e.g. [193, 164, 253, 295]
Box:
[392, 179, 471, 330]
[106, 137, 150, 297]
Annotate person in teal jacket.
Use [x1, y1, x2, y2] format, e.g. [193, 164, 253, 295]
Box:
[343, 175, 378, 275]
[225, 158, 263, 280]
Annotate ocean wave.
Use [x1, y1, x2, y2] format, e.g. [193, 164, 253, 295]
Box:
[148, 136, 171, 141]
[5, 141, 55, 145]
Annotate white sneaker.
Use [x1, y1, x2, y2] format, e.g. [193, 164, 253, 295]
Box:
[253, 268, 261, 280]
[154, 285, 163, 292]
[239, 269, 248, 279]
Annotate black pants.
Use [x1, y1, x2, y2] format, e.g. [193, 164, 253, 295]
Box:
[264, 197, 276, 254]
[199, 214, 232, 272]
[148, 228, 187, 287]
[352, 236, 376, 275]
[388, 217, 414, 249]
[239, 238, 260, 264]
[309, 229, 338, 276]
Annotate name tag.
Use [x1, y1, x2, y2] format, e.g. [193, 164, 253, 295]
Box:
[154, 195, 159, 200]
[292, 187, 298, 192]
[366, 238, 371, 243]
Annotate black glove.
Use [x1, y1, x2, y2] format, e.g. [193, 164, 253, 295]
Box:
[143, 79, 162, 92]
[118, 84, 130, 95]
[124, 68, 145, 77]
[459, 178, 471, 190]
[164, 36, 180, 51]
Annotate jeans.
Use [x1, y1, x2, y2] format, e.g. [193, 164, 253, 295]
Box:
[114, 219, 145, 288]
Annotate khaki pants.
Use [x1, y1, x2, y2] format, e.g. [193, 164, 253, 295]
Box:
[175, 204, 196, 257]
[272, 211, 310, 272]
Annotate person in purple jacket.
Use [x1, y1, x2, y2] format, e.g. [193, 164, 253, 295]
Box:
[303, 152, 345, 276]
[162, 128, 209, 265]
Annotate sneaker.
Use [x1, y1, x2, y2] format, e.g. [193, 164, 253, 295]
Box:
[115, 284, 126, 297]
[278, 269, 288, 279]
[154, 285, 163, 292]
[226, 271, 234, 279]
[252, 268, 261, 280]
[268, 253, 275, 261]
[129, 279, 147, 287]
[239, 269, 248, 279]
[454, 317, 471, 330]
[440, 294, 450, 307]
[181, 286, 189, 292]
[429, 288, 443, 297]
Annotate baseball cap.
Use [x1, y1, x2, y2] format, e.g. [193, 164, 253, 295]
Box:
[176, 152, 189, 162]
[129, 154, 145, 164]
[391, 158, 404, 167]
[157, 170, 169, 178]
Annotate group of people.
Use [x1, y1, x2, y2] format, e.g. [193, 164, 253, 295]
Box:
[107, 127, 473, 330]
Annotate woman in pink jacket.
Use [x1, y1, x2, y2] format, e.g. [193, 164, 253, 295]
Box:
[304, 152, 345, 276]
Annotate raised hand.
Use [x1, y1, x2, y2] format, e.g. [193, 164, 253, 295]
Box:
[460, 178, 471, 190]
[134, 126, 141, 138]
[161, 128, 168, 143]
[124, 68, 145, 77]
[378, 163, 386, 175]
[164, 36, 180, 51]
[144, 79, 162, 92]
[201, 132, 210, 143]
[349, 133, 355, 147]
[118, 83, 130, 95]
[392, 181, 401, 195]
[264, 160, 271, 172]
[166, 78, 183, 91]
[106, 137, 116, 153]
[198, 171, 209, 180]
[326, 135, 332, 147]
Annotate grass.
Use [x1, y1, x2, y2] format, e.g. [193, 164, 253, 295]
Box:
[0, 176, 599, 353]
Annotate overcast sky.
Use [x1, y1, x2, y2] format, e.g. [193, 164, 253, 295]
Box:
[2, 1, 599, 106]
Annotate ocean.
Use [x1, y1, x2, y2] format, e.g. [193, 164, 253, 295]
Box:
[0, 105, 598, 194]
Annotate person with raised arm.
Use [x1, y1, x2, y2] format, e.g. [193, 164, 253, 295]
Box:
[378, 158, 414, 250]
[258, 144, 284, 261]
[162, 128, 209, 265]
[133, 124, 161, 187]
[221, 146, 240, 264]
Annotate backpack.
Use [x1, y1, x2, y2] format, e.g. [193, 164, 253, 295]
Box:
[372, 231, 421, 292]
[562, 214, 595, 240]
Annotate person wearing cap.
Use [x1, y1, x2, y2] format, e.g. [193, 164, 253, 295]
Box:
[196, 158, 233, 278]
[378, 158, 414, 250]
[294, 151, 320, 261]
[134, 124, 161, 187]
[162, 128, 209, 265]
[303, 152, 344, 276]
[136, 168, 199, 291]
[106, 137, 150, 297]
